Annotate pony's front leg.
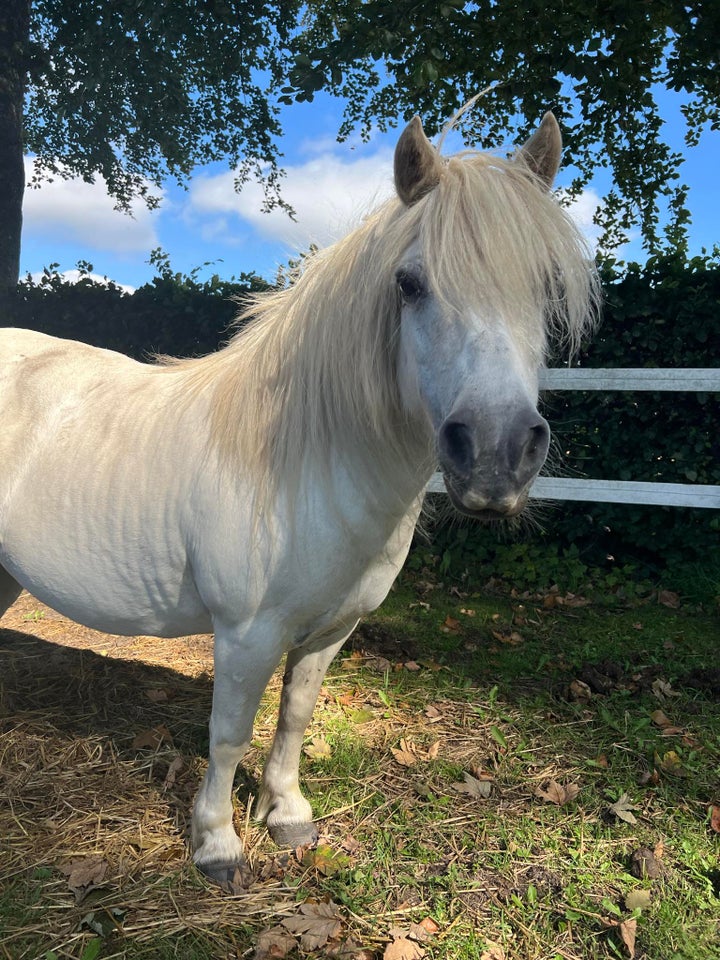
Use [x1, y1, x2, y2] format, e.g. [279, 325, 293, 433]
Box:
[191, 621, 283, 884]
[256, 626, 355, 848]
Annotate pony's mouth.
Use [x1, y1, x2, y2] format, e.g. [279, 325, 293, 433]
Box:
[442, 473, 530, 520]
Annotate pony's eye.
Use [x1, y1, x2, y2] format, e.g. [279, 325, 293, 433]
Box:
[396, 271, 425, 303]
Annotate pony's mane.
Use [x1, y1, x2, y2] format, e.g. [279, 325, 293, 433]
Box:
[166, 141, 598, 514]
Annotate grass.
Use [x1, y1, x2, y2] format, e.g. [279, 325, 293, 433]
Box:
[0, 569, 718, 960]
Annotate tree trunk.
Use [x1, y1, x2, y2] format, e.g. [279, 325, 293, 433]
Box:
[0, 0, 30, 292]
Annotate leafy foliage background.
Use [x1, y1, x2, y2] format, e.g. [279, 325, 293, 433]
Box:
[1, 254, 717, 578]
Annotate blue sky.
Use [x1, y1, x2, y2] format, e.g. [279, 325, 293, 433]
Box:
[20, 90, 719, 291]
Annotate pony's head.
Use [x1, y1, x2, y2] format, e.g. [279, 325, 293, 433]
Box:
[392, 112, 597, 517]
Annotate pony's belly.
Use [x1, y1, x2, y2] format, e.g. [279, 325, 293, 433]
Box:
[10, 572, 213, 638]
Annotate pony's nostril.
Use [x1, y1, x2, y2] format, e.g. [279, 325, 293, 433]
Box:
[439, 420, 475, 477]
[526, 419, 550, 462]
[527, 421, 550, 457]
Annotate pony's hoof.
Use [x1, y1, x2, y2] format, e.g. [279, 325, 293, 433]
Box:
[197, 859, 253, 891]
[268, 821, 319, 848]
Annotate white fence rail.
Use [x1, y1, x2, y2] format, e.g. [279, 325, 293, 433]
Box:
[428, 368, 720, 510]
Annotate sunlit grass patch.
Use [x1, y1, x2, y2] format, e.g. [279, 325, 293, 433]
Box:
[1, 577, 718, 959]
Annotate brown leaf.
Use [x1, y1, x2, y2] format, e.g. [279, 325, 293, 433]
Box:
[132, 724, 173, 749]
[618, 917, 637, 957]
[460, 607, 476, 616]
[404, 660, 421, 671]
[710, 805, 720, 833]
[569, 678, 592, 702]
[254, 925, 298, 959]
[650, 709, 672, 729]
[454, 772, 493, 800]
[416, 917, 440, 937]
[441, 615, 461, 634]
[492, 629, 523, 645]
[658, 590, 680, 608]
[391, 739, 417, 767]
[426, 740, 440, 760]
[383, 937, 425, 960]
[424, 704, 443, 721]
[59, 857, 109, 903]
[281, 901, 343, 951]
[145, 687, 171, 702]
[534, 780, 580, 805]
[162, 755, 184, 792]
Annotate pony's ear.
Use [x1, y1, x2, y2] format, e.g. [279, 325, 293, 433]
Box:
[516, 112, 562, 189]
[394, 116, 443, 206]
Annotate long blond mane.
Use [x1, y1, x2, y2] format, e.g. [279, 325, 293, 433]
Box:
[167, 139, 598, 512]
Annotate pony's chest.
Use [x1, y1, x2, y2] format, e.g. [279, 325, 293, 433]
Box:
[287, 511, 418, 648]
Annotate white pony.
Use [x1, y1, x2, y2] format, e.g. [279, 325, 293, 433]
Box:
[0, 112, 597, 883]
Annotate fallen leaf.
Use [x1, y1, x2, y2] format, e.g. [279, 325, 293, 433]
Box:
[145, 687, 171, 702]
[391, 739, 418, 767]
[492, 629, 523, 645]
[219, 863, 253, 893]
[618, 917, 637, 957]
[326, 939, 375, 958]
[162, 755, 184, 792]
[655, 749, 689, 777]
[426, 740, 440, 760]
[608, 793, 639, 825]
[348, 707, 375, 724]
[132, 724, 173, 749]
[281, 901, 343, 951]
[416, 917, 440, 937]
[534, 780, 580, 806]
[480, 942, 506, 960]
[710, 805, 720, 833]
[454, 772, 493, 799]
[59, 858, 109, 903]
[658, 590, 680, 608]
[424, 704, 443, 721]
[569, 678, 593, 702]
[301, 845, 350, 877]
[404, 660, 421, 671]
[650, 709, 672, 729]
[79, 907, 125, 938]
[625, 888, 652, 911]
[304, 737, 332, 760]
[652, 678, 680, 700]
[254, 925, 297, 959]
[441, 615, 461, 634]
[383, 937, 425, 960]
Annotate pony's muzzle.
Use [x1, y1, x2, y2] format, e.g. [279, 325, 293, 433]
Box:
[438, 407, 550, 517]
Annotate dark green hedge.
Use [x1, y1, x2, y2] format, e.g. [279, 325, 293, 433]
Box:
[0, 264, 269, 360]
[1, 254, 717, 576]
[544, 253, 719, 572]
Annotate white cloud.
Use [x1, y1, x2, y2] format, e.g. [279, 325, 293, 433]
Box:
[28, 268, 135, 294]
[559, 188, 605, 252]
[22, 158, 160, 254]
[188, 148, 396, 253]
